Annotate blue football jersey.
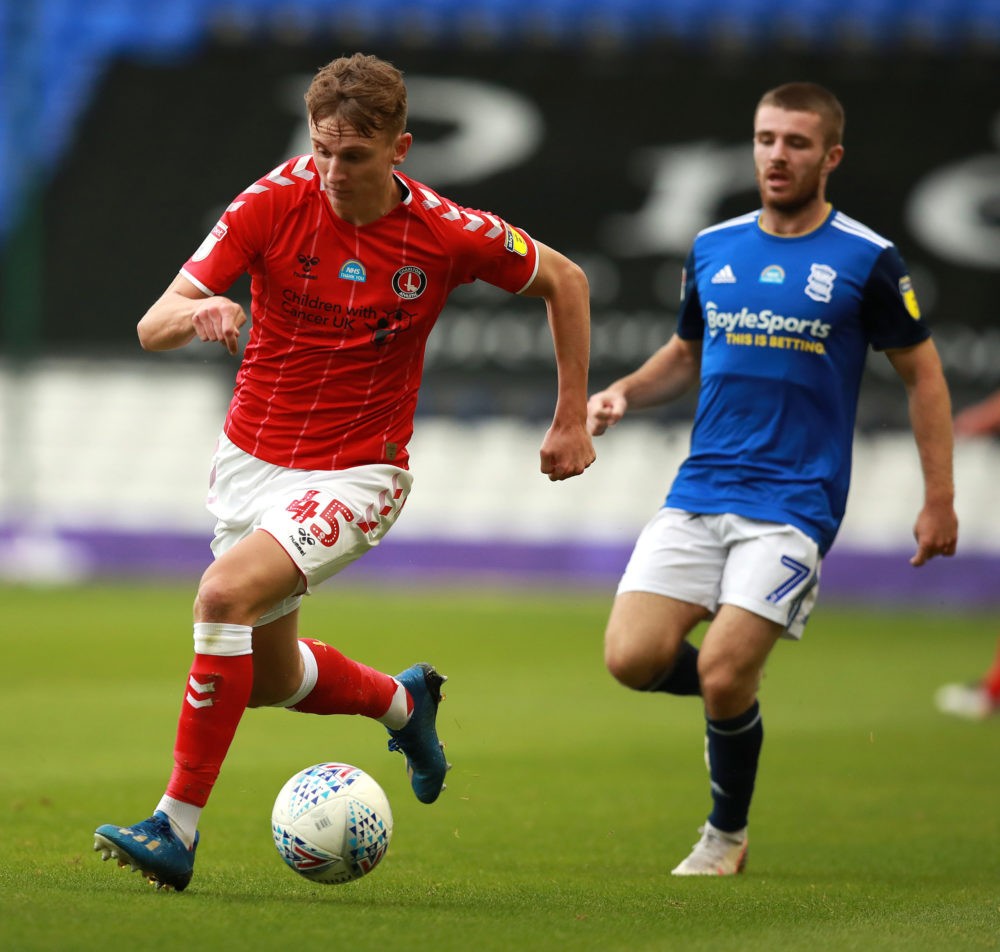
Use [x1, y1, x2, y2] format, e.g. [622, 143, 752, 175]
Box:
[666, 207, 929, 554]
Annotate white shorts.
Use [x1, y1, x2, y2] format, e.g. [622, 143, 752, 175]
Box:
[207, 433, 413, 625]
[617, 508, 821, 640]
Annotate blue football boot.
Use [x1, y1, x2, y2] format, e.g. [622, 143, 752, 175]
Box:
[386, 663, 450, 804]
[94, 811, 198, 891]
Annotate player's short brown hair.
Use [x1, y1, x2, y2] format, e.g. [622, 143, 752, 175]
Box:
[305, 53, 407, 138]
[757, 82, 845, 148]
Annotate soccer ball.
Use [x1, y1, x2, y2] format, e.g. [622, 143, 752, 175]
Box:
[271, 762, 393, 885]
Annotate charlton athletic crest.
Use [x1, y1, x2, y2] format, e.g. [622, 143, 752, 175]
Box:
[391, 266, 427, 300]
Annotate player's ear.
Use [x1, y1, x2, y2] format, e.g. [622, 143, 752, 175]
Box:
[823, 144, 844, 175]
[392, 132, 413, 166]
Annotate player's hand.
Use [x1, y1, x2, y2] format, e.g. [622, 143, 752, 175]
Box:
[191, 297, 248, 355]
[910, 502, 958, 566]
[587, 390, 627, 436]
[539, 422, 596, 481]
[954, 401, 1000, 438]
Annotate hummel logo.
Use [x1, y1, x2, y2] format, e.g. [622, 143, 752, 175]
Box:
[188, 676, 215, 695]
[711, 265, 737, 284]
[297, 528, 316, 546]
[186, 674, 215, 710]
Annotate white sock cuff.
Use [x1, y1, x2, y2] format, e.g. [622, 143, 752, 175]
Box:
[377, 678, 411, 730]
[156, 795, 201, 850]
[193, 622, 253, 657]
[273, 639, 319, 708]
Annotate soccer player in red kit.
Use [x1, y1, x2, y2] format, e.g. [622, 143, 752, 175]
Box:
[93, 53, 595, 891]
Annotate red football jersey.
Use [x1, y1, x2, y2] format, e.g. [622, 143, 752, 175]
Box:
[181, 156, 539, 471]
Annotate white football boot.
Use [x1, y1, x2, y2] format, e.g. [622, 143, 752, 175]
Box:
[671, 821, 748, 876]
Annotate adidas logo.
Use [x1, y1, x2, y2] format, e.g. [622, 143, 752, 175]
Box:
[711, 265, 737, 284]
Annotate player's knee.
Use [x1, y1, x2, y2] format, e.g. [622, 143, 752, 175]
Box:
[698, 659, 754, 714]
[605, 637, 656, 690]
[194, 572, 255, 625]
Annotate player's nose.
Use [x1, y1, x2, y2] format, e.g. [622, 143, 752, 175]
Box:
[323, 158, 346, 183]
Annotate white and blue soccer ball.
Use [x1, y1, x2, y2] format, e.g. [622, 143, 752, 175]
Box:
[271, 762, 393, 884]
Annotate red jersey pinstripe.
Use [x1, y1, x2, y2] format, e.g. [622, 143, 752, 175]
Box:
[182, 156, 538, 471]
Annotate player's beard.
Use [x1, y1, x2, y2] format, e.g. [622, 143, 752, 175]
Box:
[768, 189, 821, 216]
[759, 164, 824, 216]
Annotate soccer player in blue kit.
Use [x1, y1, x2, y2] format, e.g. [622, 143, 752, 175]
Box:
[587, 82, 959, 875]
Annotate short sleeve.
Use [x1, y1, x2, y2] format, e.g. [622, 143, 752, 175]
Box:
[859, 246, 931, 351]
[676, 247, 704, 341]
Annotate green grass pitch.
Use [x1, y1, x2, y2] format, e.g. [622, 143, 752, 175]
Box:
[1, 582, 998, 951]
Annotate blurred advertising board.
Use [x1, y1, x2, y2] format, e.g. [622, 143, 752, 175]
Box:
[35, 43, 1000, 423]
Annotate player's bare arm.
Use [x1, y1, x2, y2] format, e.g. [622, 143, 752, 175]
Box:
[524, 241, 596, 481]
[138, 273, 247, 355]
[587, 335, 702, 436]
[886, 339, 958, 566]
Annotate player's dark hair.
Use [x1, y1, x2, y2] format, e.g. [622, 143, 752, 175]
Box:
[757, 82, 845, 148]
[305, 53, 407, 138]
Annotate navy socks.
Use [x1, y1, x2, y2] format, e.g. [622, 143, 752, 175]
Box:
[705, 700, 762, 833]
[642, 643, 762, 833]
[646, 641, 701, 696]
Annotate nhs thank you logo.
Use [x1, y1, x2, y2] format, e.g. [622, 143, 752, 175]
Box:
[339, 259, 367, 282]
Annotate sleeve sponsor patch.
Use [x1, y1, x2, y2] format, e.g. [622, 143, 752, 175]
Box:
[191, 221, 228, 262]
[504, 225, 528, 257]
[899, 276, 921, 320]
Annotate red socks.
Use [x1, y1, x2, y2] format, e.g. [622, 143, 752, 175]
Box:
[290, 638, 405, 721]
[162, 628, 408, 812]
[165, 624, 253, 808]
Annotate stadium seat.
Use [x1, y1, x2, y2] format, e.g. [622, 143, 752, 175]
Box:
[702, 0, 776, 46]
[898, 0, 965, 46]
[830, 0, 910, 46]
[768, 0, 844, 46]
[958, 0, 1000, 44]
